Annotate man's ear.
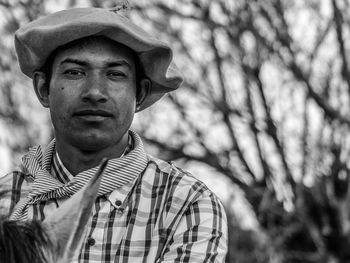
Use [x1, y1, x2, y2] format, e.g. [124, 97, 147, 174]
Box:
[33, 71, 50, 108]
[136, 78, 151, 111]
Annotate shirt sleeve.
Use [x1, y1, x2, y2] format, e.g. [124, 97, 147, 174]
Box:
[0, 171, 32, 216]
[159, 191, 228, 263]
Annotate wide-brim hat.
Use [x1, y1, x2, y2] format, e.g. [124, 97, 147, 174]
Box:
[14, 7, 183, 111]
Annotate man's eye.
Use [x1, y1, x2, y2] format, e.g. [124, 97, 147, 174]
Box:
[107, 71, 126, 78]
[64, 70, 85, 76]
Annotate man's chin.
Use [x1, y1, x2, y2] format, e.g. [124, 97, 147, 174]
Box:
[70, 135, 113, 152]
[58, 128, 129, 154]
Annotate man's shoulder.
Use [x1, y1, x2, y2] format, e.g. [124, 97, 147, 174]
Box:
[143, 156, 228, 238]
[144, 155, 213, 200]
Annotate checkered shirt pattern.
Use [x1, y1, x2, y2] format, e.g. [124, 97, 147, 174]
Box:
[0, 131, 228, 262]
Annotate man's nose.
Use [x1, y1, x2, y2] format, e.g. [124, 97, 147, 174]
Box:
[81, 74, 108, 103]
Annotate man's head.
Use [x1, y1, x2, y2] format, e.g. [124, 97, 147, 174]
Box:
[33, 36, 150, 151]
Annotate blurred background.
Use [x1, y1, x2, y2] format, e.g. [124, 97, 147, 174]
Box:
[1, 0, 350, 262]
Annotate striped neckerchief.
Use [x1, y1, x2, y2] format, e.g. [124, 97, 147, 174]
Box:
[10, 130, 148, 220]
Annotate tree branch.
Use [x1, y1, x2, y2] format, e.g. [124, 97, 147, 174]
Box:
[332, 0, 350, 96]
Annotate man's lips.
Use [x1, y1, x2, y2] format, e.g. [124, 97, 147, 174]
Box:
[73, 109, 113, 117]
[73, 109, 113, 122]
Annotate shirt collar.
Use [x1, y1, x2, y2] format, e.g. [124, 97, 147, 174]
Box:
[22, 130, 148, 201]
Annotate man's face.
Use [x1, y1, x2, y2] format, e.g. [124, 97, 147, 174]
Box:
[47, 37, 137, 151]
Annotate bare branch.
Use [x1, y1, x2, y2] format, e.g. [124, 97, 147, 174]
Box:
[301, 96, 309, 180]
[245, 76, 272, 182]
[209, 30, 257, 181]
[244, 63, 296, 192]
[332, 0, 350, 96]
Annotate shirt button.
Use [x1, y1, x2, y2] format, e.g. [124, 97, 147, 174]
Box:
[115, 200, 122, 206]
[87, 237, 95, 246]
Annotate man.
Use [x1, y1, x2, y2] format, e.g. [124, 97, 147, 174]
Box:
[0, 6, 227, 263]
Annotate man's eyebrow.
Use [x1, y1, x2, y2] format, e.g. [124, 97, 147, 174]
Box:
[59, 58, 88, 66]
[59, 58, 132, 69]
[106, 61, 132, 69]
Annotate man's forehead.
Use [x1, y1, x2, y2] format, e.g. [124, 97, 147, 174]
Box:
[52, 36, 136, 67]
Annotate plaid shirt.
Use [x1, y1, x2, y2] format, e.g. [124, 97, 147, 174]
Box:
[0, 131, 228, 262]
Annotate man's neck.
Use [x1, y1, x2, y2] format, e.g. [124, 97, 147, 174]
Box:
[55, 133, 129, 176]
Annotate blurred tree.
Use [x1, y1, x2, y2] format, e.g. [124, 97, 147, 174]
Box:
[128, 0, 350, 262]
[2, 0, 350, 262]
[0, 0, 52, 168]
